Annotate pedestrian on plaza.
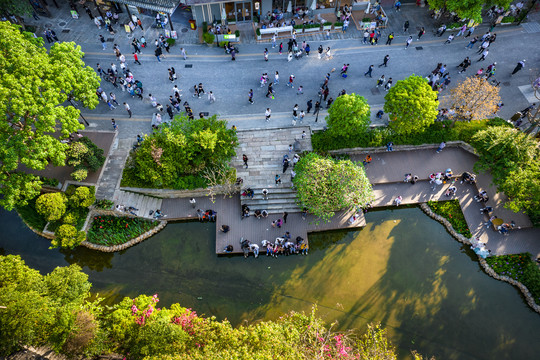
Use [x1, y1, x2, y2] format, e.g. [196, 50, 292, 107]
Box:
[385, 78, 393, 91]
[100, 91, 108, 103]
[305, 43, 311, 56]
[283, 158, 289, 173]
[133, 52, 141, 65]
[438, 24, 447, 37]
[137, 18, 144, 30]
[405, 36, 413, 49]
[465, 26, 475, 37]
[265, 108, 271, 122]
[477, 40, 490, 54]
[243, 154, 249, 168]
[180, 47, 187, 60]
[231, 48, 236, 61]
[264, 48, 269, 61]
[296, 86, 304, 95]
[43, 29, 53, 43]
[189, 198, 196, 208]
[313, 101, 321, 117]
[111, 118, 117, 130]
[403, 20, 409, 33]
[266, 82, 274, 98]
[417, 27, 425, 40]
[96, 63, 103, 77]
[511, 60, 526, 75]
[436, 141, 446, 153]
[99, 35, 106, 50]
[272, 33, 277, 48]
[327, 97, 333, 108]
[374, 30, 381, 45]
[465, 36, 478, 49]
[444, 34, 455, 44]
[248, 89, 254, 104]
[275, 174, 282, 185]
[322, 87, 329, 101]
[109, 92, 119, 106]
[377, 75, 385, 87]
[385, 32, 394, 45]
[124, 102, 132, 118]
[279, 42, 283, 55]
[154, 47, 162, 62]
[173, 85, 181, 97]
[364, 65, 374, 77]
[318, 44, 324, 59]
[478, 49, 489, 61]
[489, 33, 497, 44]
[132, 39, 141, 53]
[274, 71, 279, 85]
[306, 99, 312, 113]
[287, 74, 295, 88]
[208, 91, 216, 103]
[164, 41, 170, 53]
[84, 5, 93, 19]
[166, 105, 174, 119]
[379, 54, 390, 67]
[456, 24, 467, 37]
[299, 110, 305, 122]
[283, 211, 289, 223]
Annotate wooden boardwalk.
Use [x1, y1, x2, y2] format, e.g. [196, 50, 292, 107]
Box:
[161, 195, 365, 255]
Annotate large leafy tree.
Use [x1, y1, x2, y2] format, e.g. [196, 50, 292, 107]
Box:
[294, 153, 374, 221]
[384, 75, 439, 135]
[429, 0, 512, 23]
[326, 93, 371, 140]
[471, 126, 540, 225]
[125, 115, 238, 188]
[445, 77, 501, 124]
[0, 21, 100, 210]
[0, 0, 33, 17]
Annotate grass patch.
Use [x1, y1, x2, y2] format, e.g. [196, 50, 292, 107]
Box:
[485, 253, 540, 306]
[86, 215, 160, 246]
[427, 200, 472, 238]
[16, 198, 47, 232]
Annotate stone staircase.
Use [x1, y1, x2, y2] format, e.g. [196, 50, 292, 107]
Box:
[241, 186, 302, 214]
[231, 127, 312, 214]
[113, 190, 163, 220]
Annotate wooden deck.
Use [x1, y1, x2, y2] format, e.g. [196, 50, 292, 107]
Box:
[161, 195, 365, 255]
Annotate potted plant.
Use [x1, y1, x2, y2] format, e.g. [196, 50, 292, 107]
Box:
[500, 16, 515, 24]
[323, 22, 332, 30]
[304, 23, 321, 33]
[227, 17, 236, 25]
[334, 21, 343, 30]
[203, 32, 215, 45]
[256, 28, 261, 40]
[293, 24, 304, 33]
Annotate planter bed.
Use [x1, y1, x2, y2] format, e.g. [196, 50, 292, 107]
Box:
[427, 200, 472, 238]
[87, 215, 160, 246]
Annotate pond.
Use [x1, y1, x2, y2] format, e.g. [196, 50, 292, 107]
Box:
[1, 207, 539, 359]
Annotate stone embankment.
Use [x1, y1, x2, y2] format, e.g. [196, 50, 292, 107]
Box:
[420, 203, 540, 314]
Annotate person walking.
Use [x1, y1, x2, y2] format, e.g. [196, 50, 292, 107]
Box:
[242, 154, 249, 168]
[274, 71, 279, 85]
[109, 92, 119, 106]
[131, 39, 141, 53]
[133, 52, 141, 65]
[180, 47, 187, 60]
[376, 75, 385, 87]
[111, 118, 117, 130]
[279, 42, 283, 55]
[465, 36, 478, 49]
[287, 74, 295, 88]
[189, 198, 197, 208]
[266, 82, 274, 98]
[364, 65, 374, 77]
[248, 89, 254, 104]
[444, 34, 455, 44]
[265, 108, 271, 122]
[384, 78, 393, 91]
[313, 101, 321, 118]
[478, 49, 489, 61]
[318, 45, 324, 59]
[405, 36, 413, 49]
[456, 24, 467, 37]
[99, 34, 106, 50]
[123, 102, 132, 118]
[107, 99, 116, 110]
[465, 26, 475, 37]
[272, 33, 276, 48]
[511, 60, 526, 75]
[283, 211, 288, 223]
[306, 99, 312, 113]
[403, 20, 409, 33]
[264, 48, 269, 61]
[154, 46, 162, 62]
[385, 32, 394, 45]
[378, 54, 390, 67]
[417, 27, 425, 40]
[166, 105, 174, 119]
[231, 49, 236, 61]
[208, 91, 216, 103]
[436, 141, 446, 153]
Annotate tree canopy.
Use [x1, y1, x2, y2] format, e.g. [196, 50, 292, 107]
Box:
[123, 115, 238, 188]
[0, 21, 100, 210]
[0, 0, 33, 17]
[445, 77, 500, 123]
[326, 93, 371, 139]
[471, 126, 540, 225]
[429, 0, 512, 23]
[0, 255, 413, 359]
[384, 75, 439, 135]
[294, 153, 374, 221]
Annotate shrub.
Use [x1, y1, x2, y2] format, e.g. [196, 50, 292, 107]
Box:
[334, 22, 343, 26]
[62, 211, 79, 225]
[36, 192, 67, 222]
[362, 17, 371, 22]
[52, 224, 86, 249]
[203, 32, 214, 44]
[256, 28, 261, 36]
[40, 176, 59, 187]
[219, 40, 228, 47]
[235, 30, 240, 37]
[173, 175, 208, 190]
[94, 199, 115, 210]
[66, 142, 89, 167]
[16, 197, 47, 231]
[69, 186, 96, 208]
[166, 38, 175, 46]
[71, 168, 88, 182]
[79, 137, 105, 172]
[86, 215, 160, 246]
[427, 200, 472, 238]
[501, 16, 515, 23]
[293, 24, 303, 29]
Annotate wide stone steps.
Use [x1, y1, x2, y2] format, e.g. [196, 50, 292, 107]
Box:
[113, 190, 162, 219]
[241, 187, 301, 214]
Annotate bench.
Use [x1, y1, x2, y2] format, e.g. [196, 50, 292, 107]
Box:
[259, 25, 293, 36]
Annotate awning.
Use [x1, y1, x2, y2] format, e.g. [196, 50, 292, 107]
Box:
[109, 0, 182, 14]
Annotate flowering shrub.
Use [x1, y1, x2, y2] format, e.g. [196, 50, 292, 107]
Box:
[86, 215, 159, 245]
[485, 253, 540, 306]
[427, 200, 472, 238]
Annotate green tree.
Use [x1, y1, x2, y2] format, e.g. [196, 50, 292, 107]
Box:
[69, 186, 96, 208]
[35, 192, 67, 221]
[326, 93, 371, 140]
[53, 224, 86, 249]
[294, 153, 374, 221]
[428, 0, 512, 23]
[384, 75, 439, 135]
[0, 21, 100, 211]
[0, 0, 33, 17]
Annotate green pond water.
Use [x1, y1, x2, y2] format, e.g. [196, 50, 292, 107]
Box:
[1, 207, 539, 359]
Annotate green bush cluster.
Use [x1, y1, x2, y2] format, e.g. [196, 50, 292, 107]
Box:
[486, 253, 540, 306]
[36, 192, 67, 222]
[202, 32, 215, 44]
[40, 176, 59, 187]
[86, 215, 160, 246]
[0, 255, 407, 359]
[94, 199, 115, 210]
[121, 115, 237, 189]
[15, 197, 48, 231]
[66, 137, 105, 181]
[427, 200, 472, 238]
[312, 118, 509, 151]
[501, 16, 515, 23]
[52, 224, 86, 249]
